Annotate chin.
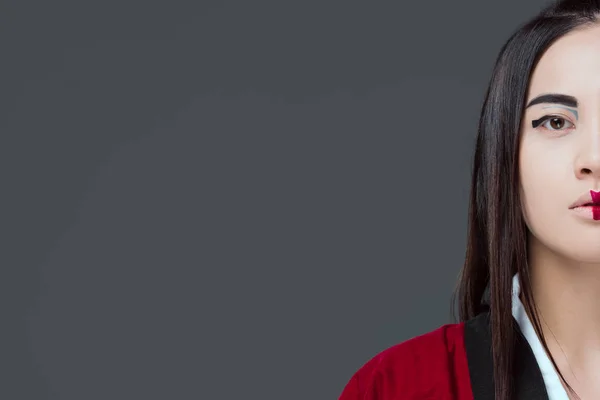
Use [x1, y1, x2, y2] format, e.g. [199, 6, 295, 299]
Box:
[565, 253, 600, 265]
[527, 225, 600, 265]
[549, 239, 600, 265]
[527, 216, 600, 265]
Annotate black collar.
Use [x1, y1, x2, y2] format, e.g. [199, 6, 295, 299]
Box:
[463, 312, 549, 400]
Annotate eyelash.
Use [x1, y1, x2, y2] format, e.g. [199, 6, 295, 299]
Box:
[531, 115, 575, 131]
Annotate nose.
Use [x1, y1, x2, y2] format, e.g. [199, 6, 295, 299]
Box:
[575, 137, 600, 180]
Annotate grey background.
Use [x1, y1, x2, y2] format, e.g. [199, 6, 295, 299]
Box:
[2, 0, 552, 399]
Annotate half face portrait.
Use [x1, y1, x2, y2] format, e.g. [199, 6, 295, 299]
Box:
[520, 23, 600, 265]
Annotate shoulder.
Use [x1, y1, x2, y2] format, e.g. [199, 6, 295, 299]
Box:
[338, 322, 472, 400]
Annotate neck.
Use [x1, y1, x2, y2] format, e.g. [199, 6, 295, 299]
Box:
[527, 238, 600, 384]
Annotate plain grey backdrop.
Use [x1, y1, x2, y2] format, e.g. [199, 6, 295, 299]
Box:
[2, 0, 554, 399]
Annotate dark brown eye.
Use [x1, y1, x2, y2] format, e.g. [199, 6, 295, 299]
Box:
[548, 118, 564, 130]
[532, 115, 574, 131]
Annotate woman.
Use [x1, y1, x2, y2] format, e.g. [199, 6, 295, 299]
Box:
[339, 1, 600, 399]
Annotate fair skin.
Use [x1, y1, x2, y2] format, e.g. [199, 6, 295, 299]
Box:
[520, 22, 600, 399]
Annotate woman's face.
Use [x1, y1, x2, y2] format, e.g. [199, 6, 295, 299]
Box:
[520, 23, 600, 264]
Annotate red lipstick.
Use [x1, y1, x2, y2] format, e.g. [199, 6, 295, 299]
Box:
[592, 190, 600, 220]
[570, 190, 600, 220]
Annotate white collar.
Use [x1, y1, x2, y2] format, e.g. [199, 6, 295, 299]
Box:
[511, 273, 569, 400]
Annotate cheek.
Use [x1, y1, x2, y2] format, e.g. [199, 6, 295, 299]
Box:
[518, 140, 565, 231]
[519, 134, 600, 262]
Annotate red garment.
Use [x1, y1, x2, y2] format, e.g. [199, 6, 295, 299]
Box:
[338, 322, 474, 400]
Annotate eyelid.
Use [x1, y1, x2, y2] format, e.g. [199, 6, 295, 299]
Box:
[531, 114, 575, 129]
[531, 114, 575, 127]
[540, 105, 578, 118]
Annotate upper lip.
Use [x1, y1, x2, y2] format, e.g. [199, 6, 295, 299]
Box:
[570, 191, 600, 209]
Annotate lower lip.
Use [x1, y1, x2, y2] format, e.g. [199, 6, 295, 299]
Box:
[571, 206, 600, 220]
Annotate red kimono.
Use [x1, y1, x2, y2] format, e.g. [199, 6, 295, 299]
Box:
[338, 312, 550, 400]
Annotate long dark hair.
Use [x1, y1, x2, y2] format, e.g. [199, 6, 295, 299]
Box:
[453, 1, 600, 399]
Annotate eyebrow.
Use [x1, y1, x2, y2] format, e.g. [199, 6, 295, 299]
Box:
[526, 93, 578, 109]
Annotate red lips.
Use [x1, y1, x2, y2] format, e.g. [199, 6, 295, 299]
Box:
[569, 190, 600, 220]
[570, 190, 600, 209]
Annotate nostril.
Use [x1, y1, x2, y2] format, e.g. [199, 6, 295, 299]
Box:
[581, 168, 593, 174]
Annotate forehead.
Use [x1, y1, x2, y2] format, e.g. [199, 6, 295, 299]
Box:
[528, 24, 600, 100]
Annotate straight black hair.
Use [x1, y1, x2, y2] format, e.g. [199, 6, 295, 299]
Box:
[453, 1, 600, 399]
